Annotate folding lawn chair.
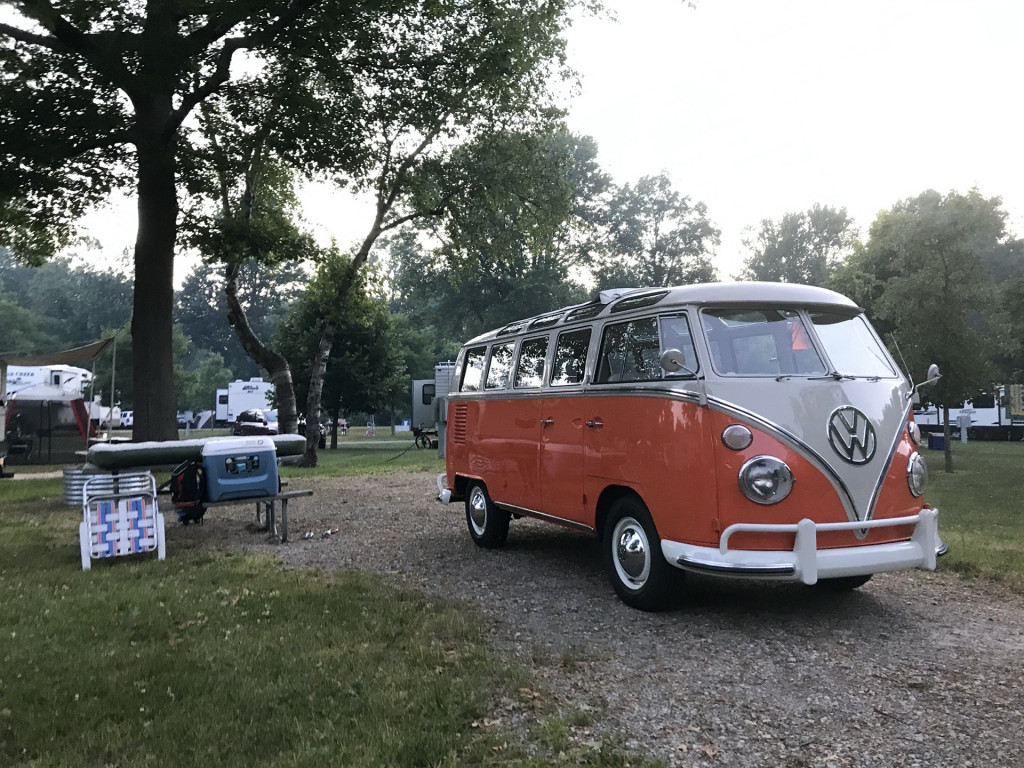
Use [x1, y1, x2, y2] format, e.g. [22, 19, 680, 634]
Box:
[79, 472, 166, 570]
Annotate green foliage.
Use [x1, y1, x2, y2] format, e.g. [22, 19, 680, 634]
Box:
[179, 351, 234, 415]
[175, 259, 309, 380]
[0, 252, 131, 353]
[0, 31, 130, 263]
[738, 204, 857, 285]
[831, 189, 1006, 408]
[591, 174, 719, 290]
[0, 289, 63, 354]
[392, 127, 601, 342]
[996, 276, 1024, 380]
[275, 255, 409, 419]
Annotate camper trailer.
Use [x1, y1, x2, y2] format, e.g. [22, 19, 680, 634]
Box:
[216, 378, 274, 425]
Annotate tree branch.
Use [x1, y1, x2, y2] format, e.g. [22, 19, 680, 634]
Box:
[0, 20, 67, 51]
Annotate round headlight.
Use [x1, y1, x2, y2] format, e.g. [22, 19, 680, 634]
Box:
[738, 456, 794, 505]
[907, 421, 921, 446]
[722, 424, 753, 451]
[907, 451, 927, 497]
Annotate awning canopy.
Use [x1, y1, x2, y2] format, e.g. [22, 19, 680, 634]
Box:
[0, 338, 114, 367]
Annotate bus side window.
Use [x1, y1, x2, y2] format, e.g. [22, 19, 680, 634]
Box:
[550, 329, 591, 386]
[460, 346, 487, 392]
[595, 317, 660, 383]
[659, 315, 698, 375]
[514, 337, 548, 388]
[486, 343, 515, 390]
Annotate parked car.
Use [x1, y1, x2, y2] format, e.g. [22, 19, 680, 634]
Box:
[232, 408, 277, 436]
[119, 410, 133, 429]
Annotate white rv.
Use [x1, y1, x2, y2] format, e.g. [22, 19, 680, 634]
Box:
[217, 378, 274, 425]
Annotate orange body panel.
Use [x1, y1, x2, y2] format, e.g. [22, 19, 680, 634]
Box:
[448, 394, 926, 550]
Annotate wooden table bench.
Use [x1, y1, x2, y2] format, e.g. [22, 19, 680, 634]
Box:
[203, 489, 313, 542]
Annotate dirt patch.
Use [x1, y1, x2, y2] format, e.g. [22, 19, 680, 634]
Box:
[167, 471, 1024, 768]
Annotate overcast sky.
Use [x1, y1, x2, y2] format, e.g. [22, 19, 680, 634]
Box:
[79, 0, 1024, 284]
[562, 0, 1024, 277]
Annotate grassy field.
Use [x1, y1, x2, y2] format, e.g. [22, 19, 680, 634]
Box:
[1, 438, 1021, 766]
[0, 446, 655, 768]
[921, 439, 1024, 592]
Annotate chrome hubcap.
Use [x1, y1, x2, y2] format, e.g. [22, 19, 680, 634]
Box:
[469, 488, 488, 534]
[612, 516, 650, 588]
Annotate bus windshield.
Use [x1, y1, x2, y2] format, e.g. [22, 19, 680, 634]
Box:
[700, 308, 827, 376]
[700, 307, 896, 379]
[808, 311, 896, 378]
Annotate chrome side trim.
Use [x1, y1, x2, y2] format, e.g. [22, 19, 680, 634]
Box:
[864, 399, 915, 523]
[494, 501, 595, 533]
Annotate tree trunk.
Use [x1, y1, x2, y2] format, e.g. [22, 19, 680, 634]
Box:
[131, 137, 179, 442]
[303, 319, 337, 466]
[942, 404, 954, 473]
[223, 263, 299, 435]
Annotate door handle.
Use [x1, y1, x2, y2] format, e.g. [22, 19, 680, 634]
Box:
[540, 418, 554, 426]
[585, 420, 604, 429]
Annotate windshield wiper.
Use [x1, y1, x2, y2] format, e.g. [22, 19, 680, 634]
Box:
[809, 371, 879, 381]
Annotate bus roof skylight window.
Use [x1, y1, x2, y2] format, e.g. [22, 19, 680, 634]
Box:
[609, 291, 669, 313]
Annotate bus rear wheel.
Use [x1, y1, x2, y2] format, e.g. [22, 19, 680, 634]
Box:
[604, 496, 678, 611]
[465, 482, 510, 548]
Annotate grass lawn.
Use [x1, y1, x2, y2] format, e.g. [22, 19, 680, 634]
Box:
[0, 459, 657, 768]
[1, 437, 1020, 766]
[922, 439, 1024, 592]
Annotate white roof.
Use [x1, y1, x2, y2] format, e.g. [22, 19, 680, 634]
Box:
[465, 282, 860, 345]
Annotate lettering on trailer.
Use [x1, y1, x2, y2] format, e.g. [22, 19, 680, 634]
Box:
[828, 406, 877, 465]
[1009, 384, 1024, 420]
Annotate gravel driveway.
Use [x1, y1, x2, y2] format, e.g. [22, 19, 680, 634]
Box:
[173, 471, 1024, 768]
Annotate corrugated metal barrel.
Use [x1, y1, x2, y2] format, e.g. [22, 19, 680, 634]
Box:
[62, 466, 89, 506]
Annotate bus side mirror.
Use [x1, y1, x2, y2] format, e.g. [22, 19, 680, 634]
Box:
[660, 349, 687, 373]
[908, 363, 941, 400]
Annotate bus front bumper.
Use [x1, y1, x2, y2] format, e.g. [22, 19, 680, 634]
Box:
[662, 508, 946, 585]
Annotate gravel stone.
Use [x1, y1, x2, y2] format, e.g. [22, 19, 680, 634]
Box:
[172, 471, 1024, 768]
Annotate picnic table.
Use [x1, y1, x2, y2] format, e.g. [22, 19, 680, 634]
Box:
[203, 489, 314, 543]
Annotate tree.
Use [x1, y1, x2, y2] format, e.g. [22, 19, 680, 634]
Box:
[0, 289, 62, 354]
[738, 204, 856, 285]
[832, 189, 1007, 471]
[0, 1, 396, 441]
[175, 259, 306, 380]
[287, 1, 576, 465]
[275, 256, 407, 442]
[0, 250, 131, 353]
[392, 127, 603, 342]
[591, 174, 719, 290]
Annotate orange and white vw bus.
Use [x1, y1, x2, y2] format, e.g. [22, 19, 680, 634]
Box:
[437, 283, 946, 610]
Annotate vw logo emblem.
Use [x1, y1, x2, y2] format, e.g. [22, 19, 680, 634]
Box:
[828, 406, 876, 465]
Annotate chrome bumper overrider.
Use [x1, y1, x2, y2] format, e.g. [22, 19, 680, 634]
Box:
[662, 508, 945, 584]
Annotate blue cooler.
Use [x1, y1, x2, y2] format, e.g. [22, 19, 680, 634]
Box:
[202, 437, 278, 501]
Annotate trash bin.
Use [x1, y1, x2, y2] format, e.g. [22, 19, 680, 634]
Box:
[927, 433, 945, 450]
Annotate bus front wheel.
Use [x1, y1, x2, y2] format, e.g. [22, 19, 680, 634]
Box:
[604, 497, 677, 611]
[465, 482, 510, 549]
